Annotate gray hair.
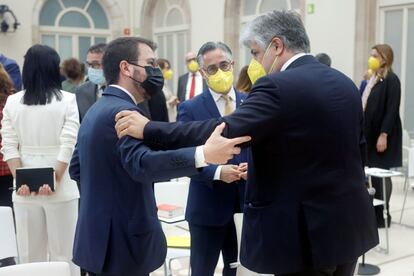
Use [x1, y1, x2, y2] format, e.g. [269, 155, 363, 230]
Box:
[196, 42, 233, 68]
[240, 10, 310, 53]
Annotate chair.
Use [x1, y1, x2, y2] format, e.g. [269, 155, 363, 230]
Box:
[0, 207, 18, 263]
[0, 261, 70, 276]
[154, 178, 191, 276]
[231, 213, 271, 276]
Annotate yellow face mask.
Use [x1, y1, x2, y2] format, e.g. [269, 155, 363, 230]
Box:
[187, 60, 199, 73]
[163, 69, 173, 80]
[247, 42, 279, 85]
[368, 56, 380, 71]
[206, 69, 234, 94]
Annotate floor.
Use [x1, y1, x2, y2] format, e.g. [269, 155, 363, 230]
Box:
[151, 176, 414, 276]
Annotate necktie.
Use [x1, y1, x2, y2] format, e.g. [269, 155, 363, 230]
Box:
[189, 73, 196, 99]
[221, 94, 233, 115]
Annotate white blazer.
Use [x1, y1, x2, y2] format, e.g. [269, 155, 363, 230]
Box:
[1, 90, 80, 203]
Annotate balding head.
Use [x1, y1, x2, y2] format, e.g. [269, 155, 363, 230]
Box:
[185, 52, 196, 63]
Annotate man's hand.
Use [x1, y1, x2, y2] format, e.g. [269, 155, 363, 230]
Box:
[238, 162, 248, 181]
[203, 123, 251, 165]
[376, 133, 387, 153]
[220, 165, 242, 183]
[115, 110, 149, 139]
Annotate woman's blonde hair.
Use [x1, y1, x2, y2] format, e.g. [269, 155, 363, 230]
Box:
[372, 44, 394, 79]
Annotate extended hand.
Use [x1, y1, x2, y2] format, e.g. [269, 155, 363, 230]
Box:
[220, 164, 242, 183]
[115, 110, 149, 139]
[16, 184, 33, 196]
[38, 184, 54, 196]
[203, 123, 251, 165]
[238, 162, 248, 181]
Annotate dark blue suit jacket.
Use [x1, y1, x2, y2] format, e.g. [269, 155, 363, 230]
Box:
[142, 55, 379, 274]
[178, 89, 247, 226]
[0, 54, 22, 91]
[69, 86, 199, 275]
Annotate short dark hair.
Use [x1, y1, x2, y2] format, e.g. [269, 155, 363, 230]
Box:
[88, 43, 107, 54]
[315, 53, 331, 67]
[196, 42, 233, 68]
[102, 37, 157, 85]
[22, 44, 62, 105]
[157, 58, 170, 70]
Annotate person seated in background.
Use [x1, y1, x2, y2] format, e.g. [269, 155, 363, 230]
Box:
[235, 65, 252, 93]
[61, 58, 84, 93]
[315, 52, 331, 67]
[158, 58, 179, 121]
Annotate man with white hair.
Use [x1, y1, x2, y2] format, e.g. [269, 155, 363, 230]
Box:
[115, 10, 379, 276]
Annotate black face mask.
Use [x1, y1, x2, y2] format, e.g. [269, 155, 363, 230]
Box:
[128, 63, 164, 97]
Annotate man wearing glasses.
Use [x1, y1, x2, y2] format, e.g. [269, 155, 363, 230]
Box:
[177, 42, 248, 276]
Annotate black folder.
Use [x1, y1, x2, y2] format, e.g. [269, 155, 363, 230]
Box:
[15, 167, 55, 192]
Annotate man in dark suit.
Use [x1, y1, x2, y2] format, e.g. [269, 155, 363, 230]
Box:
[70, 37, 249, 276]
[177, 52, 208, 102]
[0, 53, 22, 91]
[115, 11, 379, 276]
[178, 41, 248, 276]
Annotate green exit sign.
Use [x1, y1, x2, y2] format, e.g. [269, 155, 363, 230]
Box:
[307, 3, 315, 14]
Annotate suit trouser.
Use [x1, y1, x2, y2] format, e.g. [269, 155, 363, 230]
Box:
[278, 260, 357, 276]
[189, 222, 238, 276]
[14, 199, 80, 276]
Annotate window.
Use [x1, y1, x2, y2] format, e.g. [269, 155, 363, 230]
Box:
[39, 0, 110, 62]
[150, 0, 190, 93]
[380, 3, 414, 136]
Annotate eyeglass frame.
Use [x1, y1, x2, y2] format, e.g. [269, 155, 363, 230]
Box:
[201, 60, 234, 75]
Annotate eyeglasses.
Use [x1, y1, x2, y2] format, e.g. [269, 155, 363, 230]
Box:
[86, 61, 102, 69]
[128, 59, 158, 68]
[203, 61, 232, 75]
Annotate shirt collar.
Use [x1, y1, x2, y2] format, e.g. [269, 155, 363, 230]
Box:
[109, 84, 137, 105]
[209, 86, 236, 102]
[281, 53, 308, 71]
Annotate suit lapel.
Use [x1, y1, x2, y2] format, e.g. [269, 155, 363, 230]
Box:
[202, 90, 221, 118]
[235, 90, 243, 108]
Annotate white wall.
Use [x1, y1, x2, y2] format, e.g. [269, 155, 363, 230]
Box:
[305, 0, 356, 79]
[189, 0, 224, 52]
[0, 0, 37, 67]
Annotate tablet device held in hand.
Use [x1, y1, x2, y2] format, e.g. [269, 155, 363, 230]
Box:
[15, 167, 55, 192]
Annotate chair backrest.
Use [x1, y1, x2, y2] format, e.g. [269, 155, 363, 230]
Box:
[154, 178, 190, 210]
[0, 261, 70, 276]
[0, 207, 18, 260]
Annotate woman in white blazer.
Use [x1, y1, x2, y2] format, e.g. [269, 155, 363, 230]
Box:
[0, 45, 80, 275]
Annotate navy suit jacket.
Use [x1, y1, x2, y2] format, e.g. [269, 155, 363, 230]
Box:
[0, 54, 22, 91]
[69, 86, 199, 275]
[178, 89, 247, 226]
[142, 55, 379, 274]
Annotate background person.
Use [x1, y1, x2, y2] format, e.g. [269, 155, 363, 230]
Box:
[362, 44, 402, 228]
[1, 44, 80, 276]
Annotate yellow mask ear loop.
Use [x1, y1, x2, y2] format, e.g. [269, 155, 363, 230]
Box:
[261, 40, 279, 74]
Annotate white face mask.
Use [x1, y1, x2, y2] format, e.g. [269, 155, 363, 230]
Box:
[88, 67, 106, 85]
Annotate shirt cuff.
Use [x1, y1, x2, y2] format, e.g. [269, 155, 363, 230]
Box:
[213, 165, 222, 180]
[195, 146, 208, 168]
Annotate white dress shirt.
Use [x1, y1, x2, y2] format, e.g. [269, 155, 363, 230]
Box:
[281, 53, 309, 71]
[208, 87, 237, 180]
[185, 71, 204, 100]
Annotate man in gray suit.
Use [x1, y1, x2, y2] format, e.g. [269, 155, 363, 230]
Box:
[75, 43, 107, 122]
